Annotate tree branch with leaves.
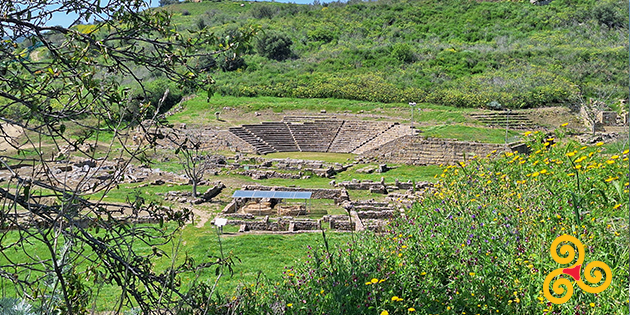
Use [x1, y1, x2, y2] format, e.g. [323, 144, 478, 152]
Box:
[0, 0, 256, 313]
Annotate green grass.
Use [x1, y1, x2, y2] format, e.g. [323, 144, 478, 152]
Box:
[421, 124, 522, 144]
[168, 94, 421, 126]
[337, 164, 441, 183]
[415, 104, 476, 124]
[0, 222, 352, 310]
[264, 152, 355, 163]
[172, 229, 352, 294]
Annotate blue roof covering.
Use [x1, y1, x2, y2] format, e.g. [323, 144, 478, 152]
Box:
[232, 190, 312, 199]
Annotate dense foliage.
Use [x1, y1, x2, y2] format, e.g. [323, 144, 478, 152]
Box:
[224, 130, 629, 314]
[0, 1, 254, 313]
[164, 0, 628, 109]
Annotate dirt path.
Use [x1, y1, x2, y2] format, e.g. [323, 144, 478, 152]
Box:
[193, 207, 213, 228]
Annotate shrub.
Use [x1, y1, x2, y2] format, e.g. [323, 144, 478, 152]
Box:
[256, 32, 294, 61]
[390, 42, 414, 63]
[196, 18, 206, 30]
[251, 5, 278, 19]
[307, 27, 337, 43]
[591, 0, 627, 29]
[122, 79, 188, 121]
[196, 54, 217, 72]
[158, 0, 178, 6]
[219, 54, 247, 72]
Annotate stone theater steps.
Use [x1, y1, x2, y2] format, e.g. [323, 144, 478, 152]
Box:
[328, 121, 394, 153]
[469, 112, 536, 130]
[228, 127, 276, 154]
[287, 120, 344, 152]
[353, 123, 416, 155]
[229, 119, 414, 155]
[242, 122, 300, 152]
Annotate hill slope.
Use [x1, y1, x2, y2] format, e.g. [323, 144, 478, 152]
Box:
[164, 0, 629, 109]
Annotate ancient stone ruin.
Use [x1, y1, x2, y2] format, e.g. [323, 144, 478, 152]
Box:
[228, 119, 415, 155]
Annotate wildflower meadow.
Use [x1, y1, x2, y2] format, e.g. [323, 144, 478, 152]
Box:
[223, 128, 628, 315]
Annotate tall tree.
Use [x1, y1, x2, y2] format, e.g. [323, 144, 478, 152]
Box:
[0, 1, 254, 313]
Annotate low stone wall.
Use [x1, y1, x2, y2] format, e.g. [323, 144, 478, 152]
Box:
[359, 136, 511, 165]
[237, 170, 302, 180]
[321, 215, 349, 222]
[336, 179, 433, 191]
[291, 220, 321, 231]
[213, 216, 319, 232]
[330, 219, 355, 231]
[357, 210, 396, 219]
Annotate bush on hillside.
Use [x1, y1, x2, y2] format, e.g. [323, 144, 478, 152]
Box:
[196, 54, 217, 72]
[219, 54, 247, 72]
[391, 43, 414, 63]
[256, 32, 294, 61]
[158, 0, 178, 6]
[196, 18, 206, 30]
[251, 4, 278, 19]
[591, 0, 628, 29]
[122, 79, 188, 121]
[307, 26, 337, 43]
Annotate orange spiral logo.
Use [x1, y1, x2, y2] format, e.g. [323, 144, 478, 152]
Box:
[543, 235, 612, 304]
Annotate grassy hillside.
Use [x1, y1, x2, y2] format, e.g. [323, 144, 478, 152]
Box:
[161, 0, 628, 109]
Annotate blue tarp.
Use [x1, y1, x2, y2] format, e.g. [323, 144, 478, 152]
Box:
[232, 190, 312, 199]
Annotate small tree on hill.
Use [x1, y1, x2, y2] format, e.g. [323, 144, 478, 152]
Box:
[176, 135, 211, 197]
[256, 32, 294, 61]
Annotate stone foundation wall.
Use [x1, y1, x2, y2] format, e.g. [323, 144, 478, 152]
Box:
[330, 220, 355, 231]
[357, 210, 396, 219]
[292, 220, 321, 231]
[359, 136, 510, 165]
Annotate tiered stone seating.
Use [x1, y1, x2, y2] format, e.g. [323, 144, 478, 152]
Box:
[353, 124, 415, 155]
[288, 120, 343, 152]
[282, 116, 336, 123]
[229, 120, 412, 154]
[243, 122, 299, 152]
[328, 121, 394, 153]
[469, 112, 536, 130]
[359, 136, 508, 165]
[228, 127, 276, 154]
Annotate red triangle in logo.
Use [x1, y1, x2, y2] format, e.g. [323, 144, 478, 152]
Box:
[562, 264, 581, 281]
